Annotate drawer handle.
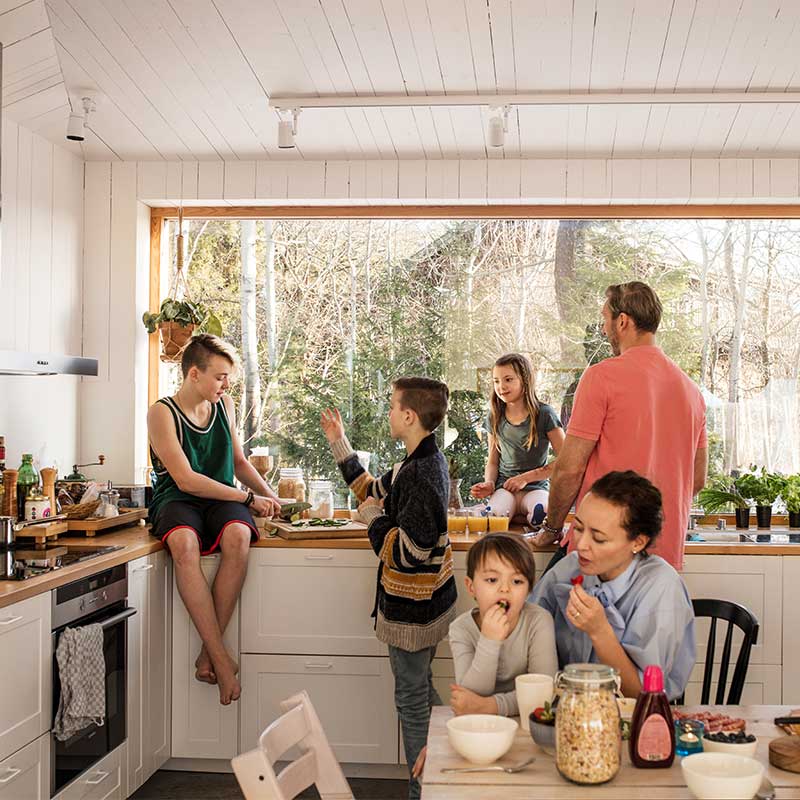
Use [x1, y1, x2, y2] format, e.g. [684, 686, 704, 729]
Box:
[133, 564, 155, 572]
[0, 768, 21, 784]
[304, 662, 334, 670]
[304, 555, 334, 561]
[0, 615, 23, 626]
[85, 770, 110, 785]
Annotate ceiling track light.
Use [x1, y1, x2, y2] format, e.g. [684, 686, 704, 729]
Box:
[276, 107, 300, 149]
[488, 104, 511, 147]
[66, 94, 97, 142]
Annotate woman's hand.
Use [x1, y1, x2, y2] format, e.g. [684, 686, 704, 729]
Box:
[251, 496, 282, 517]
[470, 481, 494, 499]
[480, 603, 511, 641]
[450, 685, 496, 716]
[529, 530, 558, 546]
[502, 474, 529, 492]
[320, 408, 345, 444]
[566, 584, 609, 638]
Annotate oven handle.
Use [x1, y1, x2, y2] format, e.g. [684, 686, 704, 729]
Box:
[97, 606, 137, 630]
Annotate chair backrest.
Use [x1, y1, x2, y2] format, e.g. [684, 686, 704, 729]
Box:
[231, 690, 354, 800]
[692, 598, 759, 705]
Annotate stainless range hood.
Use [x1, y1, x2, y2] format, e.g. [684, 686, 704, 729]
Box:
[0, 350, 99, 377]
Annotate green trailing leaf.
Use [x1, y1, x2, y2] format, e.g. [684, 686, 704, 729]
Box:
[780, 474, 800, 514]
[141, 297, 224, 337]
[736, 466, 785, 506]
[698, 475, 749, 512]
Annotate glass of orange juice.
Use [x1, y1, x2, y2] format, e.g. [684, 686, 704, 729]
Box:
[488, 512, 510, 532]
[447, 511, 468, 533]
[466, 508, 488, 535]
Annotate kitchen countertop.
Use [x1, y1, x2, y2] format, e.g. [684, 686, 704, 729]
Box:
[2, 523, 798, 610]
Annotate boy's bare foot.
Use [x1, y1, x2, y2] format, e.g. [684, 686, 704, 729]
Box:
[215, 653, 242, 705]
[195, 646, 217, 684]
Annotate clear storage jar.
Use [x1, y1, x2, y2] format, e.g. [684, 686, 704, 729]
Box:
[307, 480, 334, 518]
[277, 468, 306, 504]
[555, 663, 621, 784]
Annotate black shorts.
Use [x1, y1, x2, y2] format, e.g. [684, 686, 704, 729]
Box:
[150, 497, 258, 555]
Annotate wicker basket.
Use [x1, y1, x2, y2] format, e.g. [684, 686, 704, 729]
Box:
[159, 321, 195, 362]
[61, 499, 101, 519]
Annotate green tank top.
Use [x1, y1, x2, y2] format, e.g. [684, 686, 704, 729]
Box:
[149, 396, 236, 521]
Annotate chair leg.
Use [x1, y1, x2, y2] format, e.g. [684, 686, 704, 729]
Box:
[232, 748, 285, 800]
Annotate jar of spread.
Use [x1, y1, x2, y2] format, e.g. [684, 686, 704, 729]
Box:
[277, 468, 306, 504]
[308, 480, 334, 517]
[24, 490, 52, 521]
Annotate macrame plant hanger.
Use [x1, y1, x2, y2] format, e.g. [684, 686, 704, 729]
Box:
[160, 206, 196, 362]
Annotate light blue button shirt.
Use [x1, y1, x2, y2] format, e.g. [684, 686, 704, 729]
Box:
[530, 551, 696, 700]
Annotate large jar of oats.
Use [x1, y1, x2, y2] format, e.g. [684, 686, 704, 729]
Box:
[555, 663, 621, 784]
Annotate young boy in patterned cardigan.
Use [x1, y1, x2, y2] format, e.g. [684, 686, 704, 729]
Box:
[321, 377, 457, 800]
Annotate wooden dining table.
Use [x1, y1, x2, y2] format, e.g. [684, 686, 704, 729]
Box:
[421, 705, 800, 799]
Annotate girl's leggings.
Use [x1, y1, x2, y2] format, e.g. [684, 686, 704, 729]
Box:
[486, 487, 549, 525]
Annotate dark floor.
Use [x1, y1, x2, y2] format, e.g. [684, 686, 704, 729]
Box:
[130, 770, 409, 799]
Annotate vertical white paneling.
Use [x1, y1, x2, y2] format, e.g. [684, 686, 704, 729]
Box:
[255, 162, 288, 200]
[458, 161, 487, 201]
[691, 159, 720, 202]
[347, 161, 367, 202]
[769, 159, 799, 198]
[28, 136, 53, 352]
[566, 160, 609, 202]
[640, 160, 658, 201]
[426, 161, 460, 202]
[719, 159, 753, 201]
[398, 161, 427, 202]
[0, 118, 19, 349]
[137, 162, 168, 203]
[166, 162, 183, 202]
[364, 162, 398, 202]
[223, 161, 256, 201]
[286, 162, 325, 200]
[324, 162, 350, 201]
[197, 162, 225, 201]
[487, 160, 520, 202]
[753, 160, 771, 200]
[14, 125, 33, 351]
[656, 159, 691, 202]
[610, 160, 641, 202]
[181, 162, 199, 201]
[520, 160, 566, 203]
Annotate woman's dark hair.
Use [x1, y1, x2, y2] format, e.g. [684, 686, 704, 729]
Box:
[588, 470, 663, 553]
[466, 532, 536, 587]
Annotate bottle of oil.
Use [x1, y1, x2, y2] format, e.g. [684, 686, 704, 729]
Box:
[16, 454, 39, 520]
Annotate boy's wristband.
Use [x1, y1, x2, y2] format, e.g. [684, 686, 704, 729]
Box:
[358, 504, 383, 524]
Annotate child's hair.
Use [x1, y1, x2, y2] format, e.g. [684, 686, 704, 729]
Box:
[489, 353, 541, 450]
[392, 377, 449, 433]
[181, 334, 240, 379]
[466, 532, 536, 587]
[588, 470, 663, 554]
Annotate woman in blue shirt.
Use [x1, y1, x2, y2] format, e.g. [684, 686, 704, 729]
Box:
[530, 470, 695, 699]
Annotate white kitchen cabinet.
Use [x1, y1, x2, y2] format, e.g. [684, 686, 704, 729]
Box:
[683, 663, 783, 705]
[0, 593, 51, 762]
[0, 732, 49, 800]
[782, 555, 800, 705]
[51, 743, 126, 800]
[171, 554, 238, 759]
[126, 550, 171, 795]
[239, 654, 398, 764]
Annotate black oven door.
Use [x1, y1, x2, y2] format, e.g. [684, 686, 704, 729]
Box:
[51, 602, 136, 795]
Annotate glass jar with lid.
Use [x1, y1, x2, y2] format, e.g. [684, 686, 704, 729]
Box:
[277, 468, 306, 504]
[307, 480, 334, 518]
[555, 663, 621, 784]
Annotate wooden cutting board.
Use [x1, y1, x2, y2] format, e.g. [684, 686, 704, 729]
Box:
[770, 735, 800, 773]
[268, 519, 369, 540]
[67, 508, 148, 535]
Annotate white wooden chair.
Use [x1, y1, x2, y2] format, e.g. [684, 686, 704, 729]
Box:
[231, 690, 354, 800]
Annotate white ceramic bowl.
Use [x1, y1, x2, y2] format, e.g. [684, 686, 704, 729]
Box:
[446, 714, 518, 765]
[701, 735, 758, 758]
[680, 752, 764, 800]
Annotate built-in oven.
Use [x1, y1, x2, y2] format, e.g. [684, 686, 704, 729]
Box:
[50, 564, 136, 796]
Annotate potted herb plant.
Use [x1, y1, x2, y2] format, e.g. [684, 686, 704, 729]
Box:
[736, 466, 785, 529]
[697, 475, 752, 530]
[782, 474, 800, 529]
[142, 298, 222, 362]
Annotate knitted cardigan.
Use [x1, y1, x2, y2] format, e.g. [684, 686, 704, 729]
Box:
[331, 432, 457, 652]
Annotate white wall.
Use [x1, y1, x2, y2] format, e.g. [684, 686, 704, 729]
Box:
[0, 118, 84, 475]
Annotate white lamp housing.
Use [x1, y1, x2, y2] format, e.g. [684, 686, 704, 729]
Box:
[66, 112, 85, 141]
[277, 108, 300, 149]
[488, 105, 510, 148]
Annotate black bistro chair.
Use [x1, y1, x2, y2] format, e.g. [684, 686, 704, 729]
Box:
[689, 598, 760, 705]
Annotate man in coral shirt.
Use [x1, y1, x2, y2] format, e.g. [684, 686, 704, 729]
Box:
[533, 281, 707, 571]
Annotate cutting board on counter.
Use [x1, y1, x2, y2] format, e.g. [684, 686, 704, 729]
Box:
[267, 519, 369, 540]
[67, 508, 148, 535]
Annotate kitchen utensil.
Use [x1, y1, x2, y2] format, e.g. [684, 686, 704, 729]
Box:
[442, 757, 536, 774]
[40, 467, 57, 515]
[769, 736, 800, 773]
[773, 716, 800, 727]
[14, 514, 67, 531]
[0, 515, 14, 547]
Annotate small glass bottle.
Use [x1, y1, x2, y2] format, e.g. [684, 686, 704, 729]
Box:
[630, 665, 675, 768]
[307, 479, 334, 517]
[16, 454, 39, 520]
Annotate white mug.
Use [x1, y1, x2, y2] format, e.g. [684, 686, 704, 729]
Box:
[515, 673, 555, 732]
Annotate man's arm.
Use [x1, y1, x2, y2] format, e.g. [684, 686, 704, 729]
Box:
[693, 446, 708, 496]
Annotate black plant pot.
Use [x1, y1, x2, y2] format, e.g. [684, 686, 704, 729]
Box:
[755, 505, 772, 529]
[735, 507, 751, 529]
[789, 511, 800, 530]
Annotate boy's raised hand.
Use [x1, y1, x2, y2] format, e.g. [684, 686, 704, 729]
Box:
[320, 408, 345, 444]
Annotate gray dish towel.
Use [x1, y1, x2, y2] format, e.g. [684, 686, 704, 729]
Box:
[53, 623, 106, 741]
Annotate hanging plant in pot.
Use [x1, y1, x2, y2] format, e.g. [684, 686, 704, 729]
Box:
[781, 474, 800, 529]
[736, 467, 785, 530]
[697, 475, 752, 529]
[142, 298, 222, 362]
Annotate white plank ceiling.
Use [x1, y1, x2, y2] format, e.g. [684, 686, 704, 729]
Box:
[7, 0, 800, 161]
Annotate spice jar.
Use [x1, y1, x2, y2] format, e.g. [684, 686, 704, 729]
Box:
[555, 663, 621, 784]
[277, 468, 306, 504]
[24, 490, 52, 520]
[308, 480, 334, 517]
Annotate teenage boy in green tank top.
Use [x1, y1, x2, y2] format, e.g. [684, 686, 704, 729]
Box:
[148, 335, 282, 705]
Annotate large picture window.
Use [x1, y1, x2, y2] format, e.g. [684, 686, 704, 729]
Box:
[155, 216, 800, 507]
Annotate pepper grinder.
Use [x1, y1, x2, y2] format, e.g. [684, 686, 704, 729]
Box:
[1, 469, 18, 519]
[40, 467, 57, 515]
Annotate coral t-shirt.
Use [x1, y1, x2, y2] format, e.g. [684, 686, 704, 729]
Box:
[565, 346, 707, 570]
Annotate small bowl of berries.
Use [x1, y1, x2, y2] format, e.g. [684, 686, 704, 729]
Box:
[702, 730, 758, 758]
[529, 701, 556, 755]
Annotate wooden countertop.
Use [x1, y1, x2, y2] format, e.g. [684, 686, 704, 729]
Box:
[3, 523, 798, 611]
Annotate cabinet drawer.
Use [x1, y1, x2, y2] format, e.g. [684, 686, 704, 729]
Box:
[241, 549, 385, 656]
[683, 663, 782, 705]
[0, 732, 49, 800]
[0, 594, 51, 762]
[240, 654, 398, 764]
[51, 742, 125, 800]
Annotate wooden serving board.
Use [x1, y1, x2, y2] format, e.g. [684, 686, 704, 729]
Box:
[268, 519, 369, 540]
[67, 508, 148, 536]
[770, 735, 800, 773]
[14, 520, 69, 545]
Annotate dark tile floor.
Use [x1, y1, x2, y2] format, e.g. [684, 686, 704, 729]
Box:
[131, 770, 409, 799]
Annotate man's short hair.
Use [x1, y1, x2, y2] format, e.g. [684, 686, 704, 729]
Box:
[605, 281, 662, 333]
[466, 532, 536, 587]
[392, 377, 449, 433]
[181, 334, 239, 378]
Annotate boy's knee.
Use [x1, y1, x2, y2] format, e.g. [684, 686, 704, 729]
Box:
[220, 523, 252, 557]
[168, 529, 200, 567]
